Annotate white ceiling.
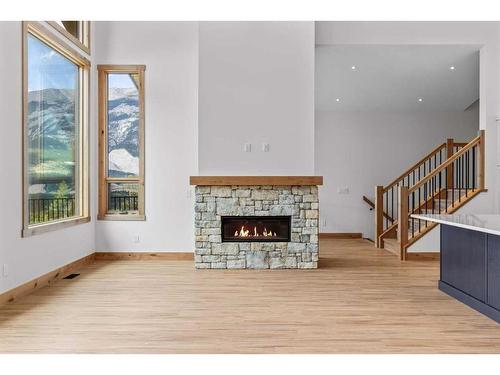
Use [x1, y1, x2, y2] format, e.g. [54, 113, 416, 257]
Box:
[315, 45, 480, 112]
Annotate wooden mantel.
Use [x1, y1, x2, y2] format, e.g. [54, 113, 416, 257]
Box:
[189, 176, 323, 186]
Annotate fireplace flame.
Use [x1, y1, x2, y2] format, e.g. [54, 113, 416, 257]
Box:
[233, 225, 277, 238]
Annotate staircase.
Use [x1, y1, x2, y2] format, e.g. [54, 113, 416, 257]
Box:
[369, 131, 485, 260]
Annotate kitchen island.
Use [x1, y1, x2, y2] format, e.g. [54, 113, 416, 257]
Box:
[412, 214, 500, 323]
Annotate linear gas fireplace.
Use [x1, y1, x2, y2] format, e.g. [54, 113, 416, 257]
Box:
[221, 216, 291, 242]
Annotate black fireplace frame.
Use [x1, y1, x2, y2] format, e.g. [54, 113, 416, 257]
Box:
[221, 215, 292, 243]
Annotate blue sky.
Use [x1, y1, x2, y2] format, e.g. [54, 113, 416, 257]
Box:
[28, 34, 77, 92]
[108, 74, 136, 89]
[28, 34, 136, 92]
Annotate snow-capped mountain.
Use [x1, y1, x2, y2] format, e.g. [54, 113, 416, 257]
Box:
[28, 88, 77, 180]
[27, 87, 140, 180]
[108, 149, 139, 176]
[107, 87, 140, 177]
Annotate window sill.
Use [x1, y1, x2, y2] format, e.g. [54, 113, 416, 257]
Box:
[22, 216, 91, 238]
[97, 214, 146, 222]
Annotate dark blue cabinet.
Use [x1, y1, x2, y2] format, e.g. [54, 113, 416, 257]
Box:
[441, 225, 486, 302]
[487, 234, 500, 310]
[440, 224, 500, 323]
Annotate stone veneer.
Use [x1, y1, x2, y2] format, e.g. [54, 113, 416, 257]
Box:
[194, 185, 319, 269]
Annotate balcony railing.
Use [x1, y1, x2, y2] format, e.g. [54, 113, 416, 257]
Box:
[28, 195, 139, 224]
[109, 195, 138, 213]
[29, 197, 76, 224]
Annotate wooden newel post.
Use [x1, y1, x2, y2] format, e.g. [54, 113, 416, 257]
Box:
[446, 138, 454, 190]
[374, 186, 384, 248]
[398, 186, 409, 261]
[479, 130, 485, 190]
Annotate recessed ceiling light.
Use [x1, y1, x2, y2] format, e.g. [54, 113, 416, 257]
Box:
[450, 66, 456, 70]
[336, 98, 341, 102]
[351, 65, 356, 70]
[418, 98, 423, 102]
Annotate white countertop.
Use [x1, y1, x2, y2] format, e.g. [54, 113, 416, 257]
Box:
[411, 214, 500, 236]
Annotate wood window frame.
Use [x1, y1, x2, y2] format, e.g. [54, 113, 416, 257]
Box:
[97, 65, 146, 221]
[47, 21, 91, 55]
[22, 22, 91, 237]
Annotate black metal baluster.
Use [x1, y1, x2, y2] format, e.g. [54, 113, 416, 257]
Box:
[445, 167, 448, 213]
[411, 191, 415, 237]
[466, 149, 469, 197]
[391, 187, 394, 227]
[424, 182, 428, 227]
[452, 160, 455, 207]
[438, 171, 442, 213]
[433, 175, 436, 214]
[460, 154, 463, 198]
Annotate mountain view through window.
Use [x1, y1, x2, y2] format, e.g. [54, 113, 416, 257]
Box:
[106, 73, 140, 215]
[27, 34, 79, 224]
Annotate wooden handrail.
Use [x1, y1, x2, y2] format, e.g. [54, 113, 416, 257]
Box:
[383, 142, 446, 192]
[363, 195, 394, 223]
[362, 195, 374, 209]
[408, 133, 482, 194]
[453, 142, 468, 147]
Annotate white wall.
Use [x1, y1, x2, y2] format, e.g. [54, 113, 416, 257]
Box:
[316, 108, 479, 239]
[93, 22, 199, 252]
[0, 22, 95, 293]
[198, 22, 315, 175]
[316, 21, 500, 249]
[94, 21, 315, 252]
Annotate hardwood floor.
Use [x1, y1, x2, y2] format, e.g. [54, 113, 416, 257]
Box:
[1, 238, 500, 353]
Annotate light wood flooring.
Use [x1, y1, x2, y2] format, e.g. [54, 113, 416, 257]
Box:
[1, 238, 500, 353]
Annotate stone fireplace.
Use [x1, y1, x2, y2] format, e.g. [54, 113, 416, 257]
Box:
[190, 176, 323, 269]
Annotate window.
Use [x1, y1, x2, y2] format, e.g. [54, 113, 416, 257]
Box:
[97, 65, 146, 220]
[48, 21, 90, 54]
[23, 22, 90, 237]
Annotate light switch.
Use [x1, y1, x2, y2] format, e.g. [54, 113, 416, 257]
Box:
[244, 143, 252, 152]
[262, 143, 270, 152]
[337, 187, 349, 194]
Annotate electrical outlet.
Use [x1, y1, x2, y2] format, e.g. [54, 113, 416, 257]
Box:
[262, 143, 270, 152]
[244, 143, 252, 152]
[3, 264, 8, 277]
[133, 235, 140, 244]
